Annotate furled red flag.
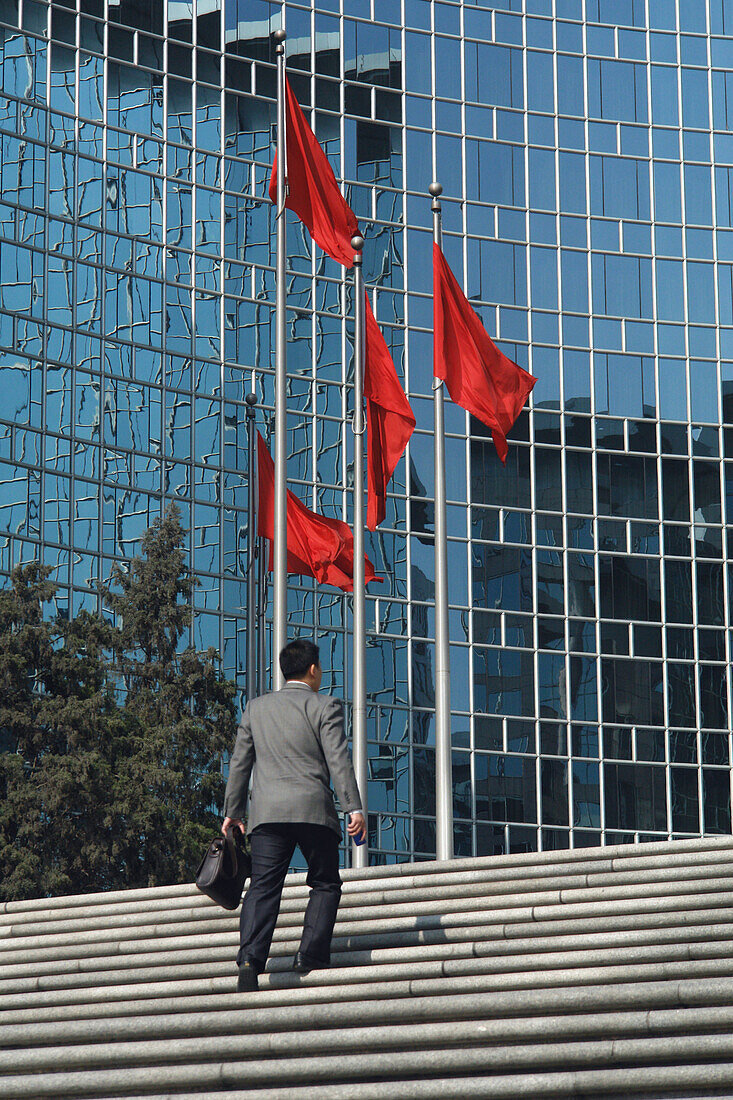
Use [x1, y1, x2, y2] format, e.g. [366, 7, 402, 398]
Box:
[269, 76, 359, 267]
[363, 294, 416, 530]
[256, 433, 382, 591]
[433, 243, 536, 463]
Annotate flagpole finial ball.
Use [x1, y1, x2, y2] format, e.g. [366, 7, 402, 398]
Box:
[351, 234, 365, 252]
[273, 28, 287, 43]
[429, 182, 443, 197]
[245, 393, 257, 408]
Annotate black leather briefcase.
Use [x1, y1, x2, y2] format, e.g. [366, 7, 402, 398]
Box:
[195, 830, 251, 910]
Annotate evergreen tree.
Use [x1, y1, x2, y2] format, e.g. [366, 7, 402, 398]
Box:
[0, 506, 237, 900]
[100, 504, 236, 889]
[0, 565, 120, 898]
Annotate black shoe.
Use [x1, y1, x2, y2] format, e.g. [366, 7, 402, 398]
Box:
[237, 962, 259, 992]
[292, 951, 322, 974]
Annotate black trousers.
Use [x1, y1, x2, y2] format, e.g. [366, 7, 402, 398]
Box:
[237, 822, 342, 972]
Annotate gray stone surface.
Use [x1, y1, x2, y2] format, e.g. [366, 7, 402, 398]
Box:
[3, 837, 733, 1098]
[2, 859, 729, 928]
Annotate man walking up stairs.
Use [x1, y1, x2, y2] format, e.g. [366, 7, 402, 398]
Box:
[222, 638, 366, 992]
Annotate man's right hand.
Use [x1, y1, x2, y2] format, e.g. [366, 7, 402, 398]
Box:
[222, 816, 246, 836]
[347, 811, 367, 843]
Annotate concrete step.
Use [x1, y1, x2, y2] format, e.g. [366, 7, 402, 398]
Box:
[79, 1067, 733, 1100]
[0, 1000, 729, 1051]
[6, 974, 733, 1047]
[7, 864, 733, 941]
[11, 918, 733, 1004]
[3, 853, 732, 929]
[2, 834, 732, 918]
[4, 1004, 733, 1065]
[7, 950, 733, 1016]
[8, 924, 730, 1007]
[7, 922, 733, 1015]
[9, 1030, 733, 1085]
[6, 882, 733, 960]
[6, 908, 733, 1005]
[3, 837, 733, 1099]
[6, 1040, 733, 1098]
[8, 955, 733, 1028]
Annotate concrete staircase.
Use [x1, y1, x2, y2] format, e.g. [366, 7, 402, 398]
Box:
[5, 838, 733, 1098]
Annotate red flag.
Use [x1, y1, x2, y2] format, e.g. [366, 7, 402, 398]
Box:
[433, 243, 536, 463]
[269, 76, 359, 268]
[363, 295, 416, 530]
[257, 433, 382, 591]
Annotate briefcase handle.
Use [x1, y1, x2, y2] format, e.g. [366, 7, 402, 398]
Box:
[222, 827, 248, 870]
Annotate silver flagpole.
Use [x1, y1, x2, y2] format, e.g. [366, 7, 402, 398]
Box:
[245, 392, 258, 701]
[351, 234, 368, 868]
[430, 181, 454, 861]
[273, 28, 288, 690]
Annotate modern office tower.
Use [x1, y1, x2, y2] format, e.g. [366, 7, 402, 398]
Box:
[0, 0, 731, 861]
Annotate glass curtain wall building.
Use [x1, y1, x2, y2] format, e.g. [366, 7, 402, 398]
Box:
[1, 0, 732, 861]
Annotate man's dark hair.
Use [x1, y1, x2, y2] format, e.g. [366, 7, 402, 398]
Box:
[279, 639, 320, 681]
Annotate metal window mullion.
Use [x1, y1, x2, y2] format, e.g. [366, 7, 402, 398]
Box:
[530, 548, 541, 846]
[93, 2, 110, 572]
[429, 0, 436, 172]
[640, 0, 673, 838]
[549, 21, 574, 846]
[691, 563, 705, 833]
[338, 280, 348, 669]
[338, 2, 348, 578]
[308, 24, 318, 518]
[678, 253, 704, 837]
[217, 36, 226, 665]
[579, 2, 608, 844]
[311, 19, 321, 550]
[159, 0, 172, 603]
[454, 0, 479, 854]
[336, 78, 353, 694]
[188, 18, 199, 648]
[677, 5, 708, 843]
[516, 4, 540, 852]
[32, 0, 52, 583]
[402, 363, 415, 854]
[525, 9, 544, 853]
[65, 0, 82, 610]
[310, 295, 318, 643]
[335, 15, 351, 673]
[522, 0, 532, 375]
[656, 394, 674, 841]
[394, 7, 413, 856]
[400, 9, 419, 862]
[73, 4, 81, 328]
[588, 362, 607, 842]
[704, 17, 733, 822]
[665, 0, 702, 835]
[531, 537, 542, 850]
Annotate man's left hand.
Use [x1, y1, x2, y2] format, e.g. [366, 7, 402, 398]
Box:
[347, 812, 367, 843]
[222, 816, 246, 836]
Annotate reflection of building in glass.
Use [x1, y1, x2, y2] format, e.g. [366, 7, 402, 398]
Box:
[0, 0, 731, 861]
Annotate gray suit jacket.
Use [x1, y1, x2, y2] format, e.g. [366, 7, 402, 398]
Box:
[223, 682, 363, 836]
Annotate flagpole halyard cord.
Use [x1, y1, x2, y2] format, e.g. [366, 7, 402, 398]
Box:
[430, 181, 454, 862]
[351, 233, 368, 869]
[273, 27, 288, 691]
